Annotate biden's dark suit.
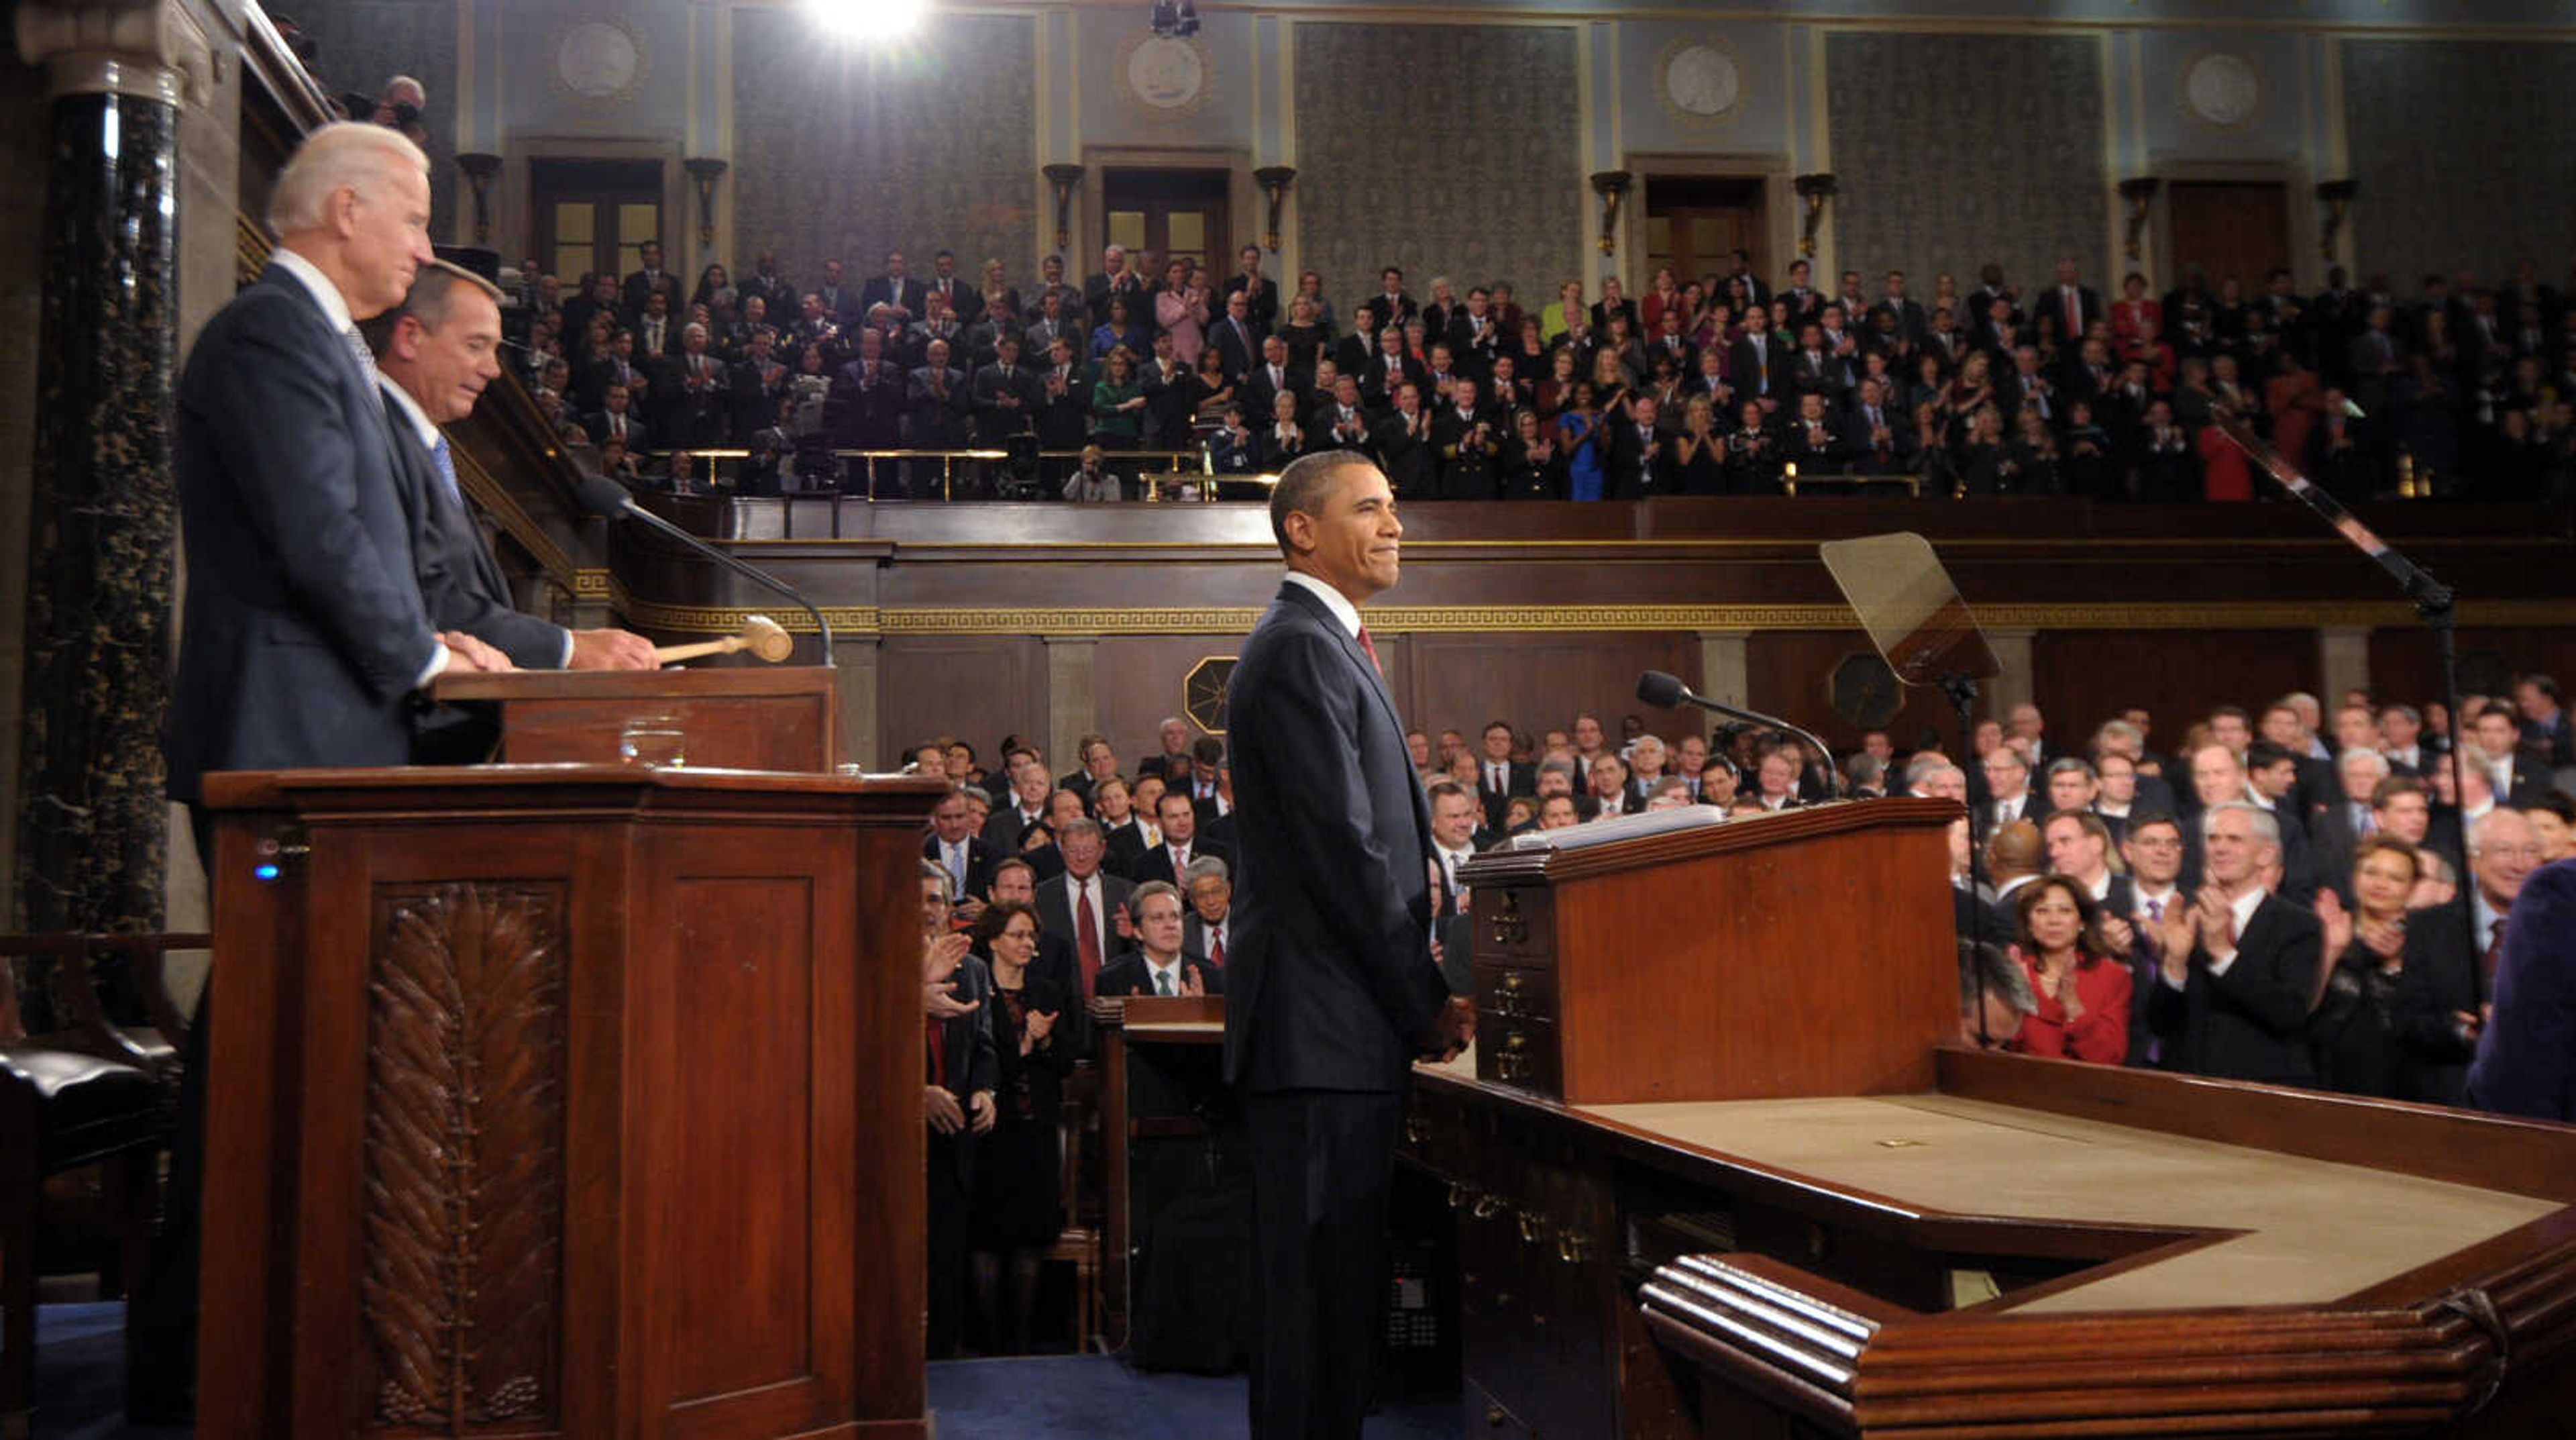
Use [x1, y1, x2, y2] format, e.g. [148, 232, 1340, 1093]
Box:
[168, 262, 446, 807]
[1225, 578, 1448, 1439]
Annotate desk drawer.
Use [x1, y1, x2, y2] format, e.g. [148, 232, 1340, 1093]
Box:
[1475, 960, 1556, 1027]
[1471, 886, 1554, 967]
[1476, 1013, 1560, 1098]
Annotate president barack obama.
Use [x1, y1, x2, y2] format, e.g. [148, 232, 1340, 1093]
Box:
[1224, 450, 1474, 1438]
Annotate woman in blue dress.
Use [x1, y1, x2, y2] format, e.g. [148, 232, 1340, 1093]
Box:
[1557, 380, 1606, 501]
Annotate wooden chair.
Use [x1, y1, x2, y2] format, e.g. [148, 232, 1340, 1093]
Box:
[1045, 1072, 1102, 1353]
[0, 933, 204, 1437]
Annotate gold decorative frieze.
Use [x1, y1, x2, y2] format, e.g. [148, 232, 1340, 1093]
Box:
[610, 597, 2571, 639]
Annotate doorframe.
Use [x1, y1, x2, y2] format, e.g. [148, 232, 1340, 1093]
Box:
[1622, 151, 1795, 301]
[503, 136, 690, 281]
[2147, 157, 2316, 293]
[1079, 144, 1260, 280]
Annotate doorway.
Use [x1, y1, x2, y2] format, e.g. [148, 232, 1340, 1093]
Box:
[1644, 176, 1768, 293]
[530, 158, 665, 285]
[2166, 181, 2291, 291]
[1102, 169, 1232, 280]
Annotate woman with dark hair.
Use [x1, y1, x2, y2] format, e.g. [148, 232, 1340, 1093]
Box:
[1278, 293, 1332, 372]
[2008, 876, 2131, 1064]
[2308, 838, 2424, 1099]
[1557, 379, 1606, 501]
[965, 899, 1077, 1353]
[690, 262, 735, 317]
[1090, 297, 1139, 360]
[1089, 346, 1146, 450]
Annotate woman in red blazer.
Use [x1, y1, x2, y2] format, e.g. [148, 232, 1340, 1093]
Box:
[2010, 876, 2133, 1064]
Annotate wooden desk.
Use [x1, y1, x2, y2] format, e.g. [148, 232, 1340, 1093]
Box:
[1420, 801, 2576, 1438]
[430, 666, 840, 772]
[195, 764, 939, 1439]
[1093, 996, 1225, 1352]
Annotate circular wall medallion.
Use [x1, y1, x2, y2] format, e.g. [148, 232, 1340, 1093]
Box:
[555, 19, 643, 102]
[1663, 42, 1741, 120]
[1126, 34, 1208, 112]
[2182, 52, 2260, 129]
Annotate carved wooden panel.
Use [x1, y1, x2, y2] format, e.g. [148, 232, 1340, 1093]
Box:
[363, 883, 568, 1432]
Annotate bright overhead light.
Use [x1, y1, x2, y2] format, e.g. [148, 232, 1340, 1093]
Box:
[806, 0, 926, 40]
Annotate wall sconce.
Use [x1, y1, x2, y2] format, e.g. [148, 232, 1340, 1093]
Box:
[457, 152, 500, 244]
[2316, 178, 2358, 262]
[2117, 176, 2160, 261]
[682, 158, 728, 248]
[1252, 166, 1296, 252]
[1590, 170, 1632, 256]
[1792, 172, 1837, 258]
[1042, 164, 1085, 252]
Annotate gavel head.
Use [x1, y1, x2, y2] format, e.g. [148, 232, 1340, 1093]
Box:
[741, 613, 794, 662]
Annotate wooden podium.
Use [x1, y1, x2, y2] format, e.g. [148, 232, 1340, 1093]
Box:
[431, 666, 842, 772]
[195, 763, 941, 1439]
[1428, 801, 2576, 1438]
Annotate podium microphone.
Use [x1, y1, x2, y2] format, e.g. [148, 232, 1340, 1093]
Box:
[1636, 670, 1842, 797]
[574, 474, 836, 666]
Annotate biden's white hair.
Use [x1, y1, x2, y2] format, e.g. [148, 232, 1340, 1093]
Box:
[267, 121, 429, 235]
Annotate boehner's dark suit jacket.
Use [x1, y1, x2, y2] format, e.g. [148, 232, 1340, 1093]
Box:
[168, 263, 446, 805]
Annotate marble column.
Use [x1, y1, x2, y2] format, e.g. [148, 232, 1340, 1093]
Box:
[1696, 631, 1752, 712]
[11, 1, 213, 933]
[831, 636, 879, 770]
[1984, 628, 2037, 719]
[1044, 635, 1099, 774]
[2318, 626, 2373, 710]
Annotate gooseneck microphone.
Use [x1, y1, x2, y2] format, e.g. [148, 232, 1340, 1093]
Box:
[574, 474, 835, 666]
[1636, 670, 1843, 797]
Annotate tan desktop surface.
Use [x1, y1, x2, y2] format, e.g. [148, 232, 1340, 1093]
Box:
[1579, 1093, 2558, 1313]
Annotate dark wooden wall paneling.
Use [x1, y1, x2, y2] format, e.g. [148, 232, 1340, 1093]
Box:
[2029, 629, 2321, 752]
[1092, 636, 1245, 762]
[1744, 631, 1960, 754]
[1399, 633, 1702, 750]
[2369, 627, 2576, 707]
[877, 637, 1046, 771]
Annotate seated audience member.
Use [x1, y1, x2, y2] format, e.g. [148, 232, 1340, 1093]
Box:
[1182, 856, 1233, 970]
[2467, 855, 2576, 1122]
[965, 898, 1078, 1355]
[1137, 788, 1226, 888]
[1750, 746, 1802, 812]
[1960, 939, 2040, 1049]
[2006, 876, 2132, 1064]
[2394, 808, 2544, 1105]
[1584, 752, 1635, 819]
[2147, 802, 2319, 1086]
[2524, 789, 2576, 862]
[2308, 839, 2434, 1099]
[2043, 810, 2135, 921]
[1094, 881, 1222, 996]
[1985, 819, 2047, 915]
[987, 857, 1079, 992]
[1536, 793, 1582, 830]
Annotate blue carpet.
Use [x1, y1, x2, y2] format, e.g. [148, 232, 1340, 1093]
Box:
[928, 1355, 1458, 1439]
[40, 1303, 1454, 1439]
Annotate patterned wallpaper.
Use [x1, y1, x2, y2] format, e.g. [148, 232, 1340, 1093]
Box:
[731, 9, 1038, 285]
[286, 1, 460, 238]
[1826, 33, 2105, 298]
[1292, 23, 1582, 311]
[2343, 40, 2576, 283]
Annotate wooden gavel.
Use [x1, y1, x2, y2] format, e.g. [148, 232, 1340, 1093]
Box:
[653, 613, 793, 666]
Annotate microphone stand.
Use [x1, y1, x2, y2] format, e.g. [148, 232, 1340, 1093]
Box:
[2204, 412, 2473, 991]
[583, 478, 837, 666]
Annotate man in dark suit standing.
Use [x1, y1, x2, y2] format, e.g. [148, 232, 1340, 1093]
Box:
[925, 790, 1002, 909]
[366, 259, 656, 687]
[859, 250, 922, 329]
[161, 121, 512, 1398]
[1471, 719, 1535, 829]
[2041, 259, 2103, 347]
[1225, 450, 1473, 1440]
[1138, 789, 1230, 889]
[1035, 818, 1134, 996]
[1224, 244, 1280, 331]
[2469, 854, 2576, 1122]
[917, 864, 998, 1359]
[168, 122, 509, 829]
[2146, 802, 2320, 1086]
[621, 238, 678, 321]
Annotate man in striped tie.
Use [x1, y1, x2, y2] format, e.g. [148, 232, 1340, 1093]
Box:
[366, 257, 657, 691]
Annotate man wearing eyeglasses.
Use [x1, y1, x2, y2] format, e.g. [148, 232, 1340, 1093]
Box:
[2402, 809, 2542, 1106]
